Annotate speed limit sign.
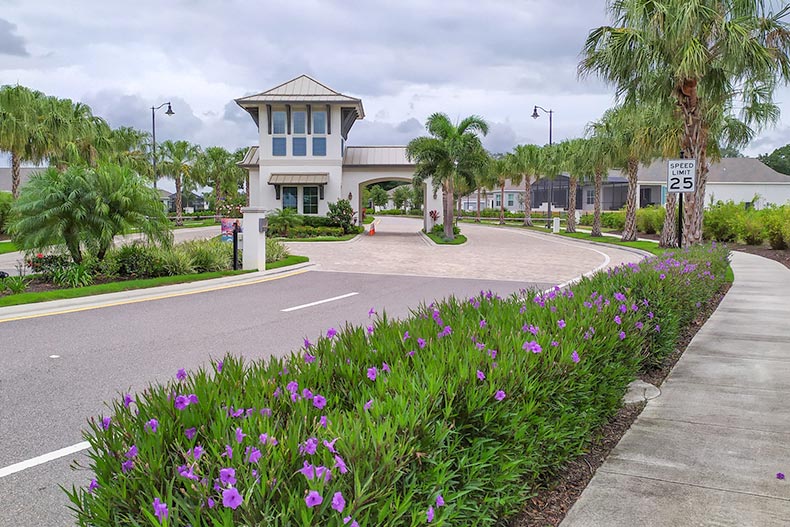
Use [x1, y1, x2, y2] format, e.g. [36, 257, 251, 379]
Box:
[667, 159, 696, 193]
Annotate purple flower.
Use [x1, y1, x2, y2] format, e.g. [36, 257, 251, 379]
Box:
[326, 327, 337, 339]
[403, 331, 410, 340]
[315, 465, 332, 482]
[655, 324, 661, 333]
[614, 315, 622, 325]
[571, 351, 580, 363]
[222, 487, 243, 509]
[300, 437, 319, 456]
[224, 445, 233, 458]
[407, 350, 416, 357]
[178, 464, 198, 481]
[235, 427, 246, 444]
[304, 353, 316, 364]
[476, 370, 485, 381]
[219, 467, 236, 485]
[286, 381, 299, 394]
[101, 417, 111, 431]
[216, 360, 223, 373]
[146, 419, 158, 433]
[300, 461, 316, 480]
[332, 491, 346, 513]
[304, 337, 312, 349]
[777, 472, 786, 480]
[364, 399, 373, 411]
[176, 368, 187, 381]
[123, 394, 133, 408]
[382, 362, 390, 373]
[366, 325, 375, 336]
[121, 460, 133, 473]
[659, 273, 666, 280]
[427, 505, 435, 522]
[523, 340, 542, 354]
[153, 498, 168, 523]
[494, 390, 506, 401]
[174, 395, 190, 410]
[207, 497, 215, 508]
[323, 438, 338, 453]
[188, 394, 199, 405]
[648, 311, 654, 319]
[305, 490, 323, 508]
[88, 478, 99, 493]
[417, 338, 426, 349]
[334, 454, 348, 474]
[367, 367, 378, 381]
[614, 292, 626, 302]
[438, 325, 452, 338]
[489, 349, 497, 359]
[125, 445, 138, 458]
[635, 321, 644, 330]
[248, 447, 262, 464]
[436, 494, 445, 507]
[480, 319, 487, 328]
[319, 415, 329, 428]
[368, 307, 376, 317]
[619, 304, 628, 313]
[185, 427, 197, 440]
[313, 395, 327, 409]
[192, 445, 203, 460]
[619, 331, 626, 340]
[551, 340, 559, 347]
[557, 319, 566, 329]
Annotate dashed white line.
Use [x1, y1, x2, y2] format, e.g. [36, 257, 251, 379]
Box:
[0, 442, 90, 479]
[281, 292, 359, 312]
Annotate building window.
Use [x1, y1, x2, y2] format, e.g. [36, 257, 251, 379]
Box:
[495, 193, 501, 206]
[272, 137, 286, 156]
[293, 111, 306, 134]
[586, 189, 594, 205]
[313, 111, 327, 134]
[507, 193, 514, 207]
[272, 111, 286, 134]
[293, 137, 306, 156]
[303, 186, 319, 214]
[313, 137, 326, 156]
[282, 186, 298, 210]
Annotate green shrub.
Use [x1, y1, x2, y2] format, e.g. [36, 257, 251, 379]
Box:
[69, 245, 729, 527]
[182, 239, 231, 273]
[52, 263, 94, 288]
[327, 199, 356, 234]
[1, 275, 29, 295]
[737, 211, 765, 246]
[702, 200, 741, 242]
[287, 226, 345, 238]
[266, 238, 290, 263]
[0, 192, 12, 234]
[431, 224, 460, 236]
[156, 247, 195, 276]
[600, 211, 626, 230]
[636, 206, 666, 235]
[762, 205, 789, 249]
[111, 243, 163, 278]
[300, 216, 335, 228]
[579, 213, 593, 226]
[26, 253, 71, 279]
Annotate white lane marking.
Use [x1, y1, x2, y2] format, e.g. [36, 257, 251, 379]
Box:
[49, 355, 60, 359]
[281, 292, 359, 312]
[0, 441, 90, 479]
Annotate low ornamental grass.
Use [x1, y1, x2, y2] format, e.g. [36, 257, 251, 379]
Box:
[68, 244, 730, 526]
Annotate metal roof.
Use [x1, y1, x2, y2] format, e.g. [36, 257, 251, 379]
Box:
[235, 75, 364, 118]
[343, 146, 414, 166]
[268, 174, 329, 185]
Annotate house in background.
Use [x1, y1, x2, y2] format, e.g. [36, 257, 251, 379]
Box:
[0, 167, 45, 193]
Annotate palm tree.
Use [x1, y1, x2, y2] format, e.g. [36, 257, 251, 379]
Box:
[562, 138, 594, 233]
[582, 131, 613, 238]
[106, 126, 151, 177]
[580, 0, 790, 245]
[233, 147, 251, 206]
[486, 155, 514, 225]
[194, 146, 245, 220]
[46, 97, 111, 168]
[535, 142, 564, 227]
[510, 144, 541, 226]
[407, 113, 489, 240]
[160, 140, 201, 226]
[0, 85, 49, 198]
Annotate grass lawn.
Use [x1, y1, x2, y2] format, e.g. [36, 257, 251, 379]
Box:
[425, 232, 468, 245]
[0, 256, 309, 308]
[557, 231, 666, 256]
[362, 216, 375, 225]
[174, 218, 219, 229]
[0, 241, 19, 255]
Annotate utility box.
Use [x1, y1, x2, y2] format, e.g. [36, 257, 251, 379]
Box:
[552, 217, 560, 233]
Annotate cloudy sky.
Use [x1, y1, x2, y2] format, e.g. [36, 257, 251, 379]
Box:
[2, 0, 789, 162]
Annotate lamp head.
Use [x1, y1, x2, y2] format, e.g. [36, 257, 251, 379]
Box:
[531, 106, 539, 119]
[165, 103, 174, 116]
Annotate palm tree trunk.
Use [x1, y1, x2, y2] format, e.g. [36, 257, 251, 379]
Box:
[499, 183, 505, 225]
[621, 160, 638, 242]
[524, 177, 533, 226]
[676, 79, 707, 246]
[444, 178, 455, 240]
[566, 176, 578, 233]
[10, 151, 21, 199]
[659, 192, 678, 248]
[175, 176, 184, 227]
[687, 150, 709, 245]
[591, 171, 603, 237]
[64, 227, 82, 264]
[476, 187, 481, 222]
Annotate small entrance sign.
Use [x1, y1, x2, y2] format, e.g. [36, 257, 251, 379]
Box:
[667, 159, 696, 193]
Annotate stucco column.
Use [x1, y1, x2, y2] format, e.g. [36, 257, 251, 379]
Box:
[241, 207, 268, 271]
[423, 179, 443, 232]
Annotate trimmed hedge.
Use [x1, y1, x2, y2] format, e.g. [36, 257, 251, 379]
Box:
[287, 226, 345, 238]
[68, 245, 729, 526]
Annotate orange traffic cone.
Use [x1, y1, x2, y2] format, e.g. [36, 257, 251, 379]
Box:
[369, 224, 376, 236]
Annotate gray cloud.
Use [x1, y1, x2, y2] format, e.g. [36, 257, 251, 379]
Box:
[0, 18, 28, 56]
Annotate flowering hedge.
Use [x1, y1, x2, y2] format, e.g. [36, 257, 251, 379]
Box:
[68, 244, 729, 526]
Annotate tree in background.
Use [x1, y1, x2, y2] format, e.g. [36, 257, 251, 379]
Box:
[562, 138, 594, 233]
[8, 164, 170, 263]
[392, 185, 411, 211]
[407, 113, 489, 240]
[510, 144, 541, 226]
[107, 126, 151, 177]
[160, 140, 201, 226]
[760, 145, 790, 176]
[0, 85, 49, 198]
[581, 0, 790, 245]
[194, 146, 245, 220]
[368, 185, 390, 209]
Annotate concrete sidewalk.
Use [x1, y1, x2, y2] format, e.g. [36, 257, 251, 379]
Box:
[562, 251, 790, 527]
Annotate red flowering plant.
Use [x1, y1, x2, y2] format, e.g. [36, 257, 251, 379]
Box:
[26, 252, 71, 279]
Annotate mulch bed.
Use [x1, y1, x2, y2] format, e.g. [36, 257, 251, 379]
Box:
[509, 279, 732, 526]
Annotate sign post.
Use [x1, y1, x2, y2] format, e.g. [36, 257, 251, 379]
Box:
[667, 155, 696, 248]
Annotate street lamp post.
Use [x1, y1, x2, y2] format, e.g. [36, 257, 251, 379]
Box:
[151, 102, 174, 189]
[532, 105, 553, 228]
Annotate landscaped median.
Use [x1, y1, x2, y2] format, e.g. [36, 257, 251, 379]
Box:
[68, 245, 729, 526]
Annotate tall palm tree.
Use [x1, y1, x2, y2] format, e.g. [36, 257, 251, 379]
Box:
[510, 144, 541, 226]
[535, 142, 564, 227]
[580, 0, 790, 245]
[106, 126, 151, 177]
[47, 98, 111, 168]
[194, 146, 245, 220]
[0, 85, 48, 198]
[562, 138, 594, 233]
[160, 140, 201, 226]
[406, 113, 489, 240]
[486, 155, 515, 225]
[583, 131, 613, 238]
